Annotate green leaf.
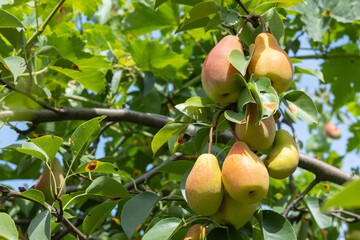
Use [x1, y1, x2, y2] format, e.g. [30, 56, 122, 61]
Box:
[194, 127, 210, 153]
[0, 213, 18, 240]
[21, 189, 45, 205]
[175, 98, 212, 121]
[182, 2, 220, 26]
[76, 160, 121, 174]
[220, 7, 240, 26]
[228, 44, 254, 76]
[143, 217, 182, 240]
[262, 8, 284, 45]
[72, 0, 102, 17]
[304, 197, 332, 230]
[319, 0, 360, 23]
[6, 142, 48, 162]
[83, 200, 119, 236]
[70, 116, 106, 160]
[2, 56, 26, 81]
[30, 136, 63, 162]
[254, 77, 279, 117]
[85, 176, 130, 198]
[262, 210, 296, 240]
[295, 66, 324, 82]
[283, 90, 318, 123]
[0, 9, 24, 28]
[224, 110, 246, 124]
[151, 122, 188, 155]
[156, 160, 194, 175]
[322, 178, 360, 210]
[267, 0, 306, 8]
[206, 14, 222, 31]
[37, 46, 62, 59]
[121, 192, 160, 239]
[28, 211, 51, 240]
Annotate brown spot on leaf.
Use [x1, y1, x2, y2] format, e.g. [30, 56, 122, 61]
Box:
[288, 104, 298, 115]
[323, 183, 330, 190]
[175, 134, 184, 147]
[263, 102, 276, 112]
[85, 160, 98, 171]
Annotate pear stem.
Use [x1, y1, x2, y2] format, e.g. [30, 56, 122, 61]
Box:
[257, 15, 266, 32]
[236, 19, 248, 37]
[208, 108, 226, 154]
[235, 0, 250, 15]
[227, 120, 240, 141]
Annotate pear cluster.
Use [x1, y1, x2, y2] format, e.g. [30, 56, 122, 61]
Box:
[184, 32, 300, 230]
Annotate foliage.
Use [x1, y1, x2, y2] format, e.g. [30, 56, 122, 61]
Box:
[0, 0, 359, 239]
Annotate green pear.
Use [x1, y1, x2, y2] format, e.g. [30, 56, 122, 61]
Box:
[222, 141, 269, 204]
[264, 129, 299, 179]
[201, 35, 244, 104]
[248, 32, 293, 94]
[184, 224, 208, 240]
[185, 153, 223, 216]
[235, 103, 276, 151]
[212, 191, 258, 229]
[35, 158, 65, 203]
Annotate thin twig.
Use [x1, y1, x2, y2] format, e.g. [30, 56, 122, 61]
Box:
[234, 0, 250, 14]
[92, 121, 115, 155]
[329, 210, 360, 223]
[76, 173, 94, 182]
[236, 20, 248, 37]
[186, 31, 207, 55]
[281, 109, 300, 151]
[208, 108, 226, 153]
[283, 178, 320, 217]
[227, 120, 239, 141]
[221, 24, 237, 35]
[257, 15, 266, 32]
[7, 122, 38, 135]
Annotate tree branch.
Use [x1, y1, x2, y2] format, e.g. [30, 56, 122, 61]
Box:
[295, 54, 360, 60]
[0, 108, 355, 185]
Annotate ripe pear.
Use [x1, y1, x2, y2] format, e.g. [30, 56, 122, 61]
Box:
[248, 32, 293, 94]
[35, 158, 65, 203]
[235, 103, 276, 151]
[222, 141, 269, 204]
[201, 35, 244, 104]
[184, 224, 208, 240]
[264, 129, 299, 179]
[185, 153, 223, 216]
[325, 122, 341, 139]
[212, 191, 258, 229]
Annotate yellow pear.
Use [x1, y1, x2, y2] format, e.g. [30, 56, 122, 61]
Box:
[185, 153, 223, 216]
[212, 191, 258, 229]
[201, 35, 244, 104]
[184, 224, 208, 240]
[35, 158, 65, 203]
[264, 129, 299, 179]
[235, 103, 276, 151]
[222, 141, 269, 204]
[248, 32, 293, 94]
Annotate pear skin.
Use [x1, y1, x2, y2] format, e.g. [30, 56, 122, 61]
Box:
[184, 224, 208, 240]
[264, 130, 299, 179]
[212, 191, 258, 229]
[325, 122, 341, 139]
[235, 103, 276, 151]
[185, 154, 223, 216]
[35, 158, 65, 203]
[201, 35, 244, 104]
[248, 32, 293, 94]
[222, 142, 269, 204]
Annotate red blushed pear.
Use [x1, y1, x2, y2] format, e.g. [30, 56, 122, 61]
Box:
[185, 154, 223, 216]
[222, 142, 269, 204]
[248, 32, 293, 94]
[201, 35, 244, 104]
[184, 224, 208, 240]
[325, 122, 341, 139]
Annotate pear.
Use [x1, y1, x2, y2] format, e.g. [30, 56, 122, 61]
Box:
[201, 35, 244, 104]
[212, 191, 258, 229]
[185, 153, 223, 216]
[248, 32, 293, 94]
[325, 122, 341, 139]
[35, 158, 65, 203]
[222, 141, 269, 204]
[264, 129, 299, 179]
[235, 103, 276, 151]
[184, 224, 208, 240]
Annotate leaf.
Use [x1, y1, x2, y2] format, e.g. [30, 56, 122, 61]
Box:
[1, 56, 26, 81]
[72, 0, 102, 17]
[194, 127, 210, 153]
[151, 122, 188, 155]
[304, 197, 332, 230]
[262, 8, 285, 45]
[224, 110, 246, 124]
[175, 98, 212, 121]
[228, 44, 254, 76]
[220, 7, 239, 26]
[121, 192, 160, 239]
[21, 189, 45, 205]
[295, 66, 324, 82]
[85, 176, 130, 198]
[6, 142, 48, 162]
[182, 2, 220, 26]
[76, 161, 121, 174]
[0, 212, 18, 240]
[83, 200, 119, 236]
[267, 0, 306, 8]
[28, 211, 51, 240]
[319, 0, 360, 23]
[261, 210, 296, 240]
[156, 160, 194, 175]
[143, 217, 182, 240]
[37, 46, 62, 59]
[283, 90, 318, 123]
[254, 77, 279, 117]
[30, 135, 63, 162]
[0, 9, 24, 28]
[322, 178, 360, 210]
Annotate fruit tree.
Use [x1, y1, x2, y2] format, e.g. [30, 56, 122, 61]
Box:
[0, 0, 360, 239]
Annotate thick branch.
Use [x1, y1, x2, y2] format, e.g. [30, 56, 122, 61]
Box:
[295, 54, 360, 60]
[0, 108, 355, 185]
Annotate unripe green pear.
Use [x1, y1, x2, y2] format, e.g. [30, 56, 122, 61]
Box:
[35, 158, 65, 203]
[235, 103, 276, 151]
[222, 141, 269, 204]
[212, 191, 258, 229]
[201, 35, 244, 104]
[248, 32, 293, 94]
[184, 224, 208, 240]
[264, 129, 299, 179]
[185, 154, 223, 216]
